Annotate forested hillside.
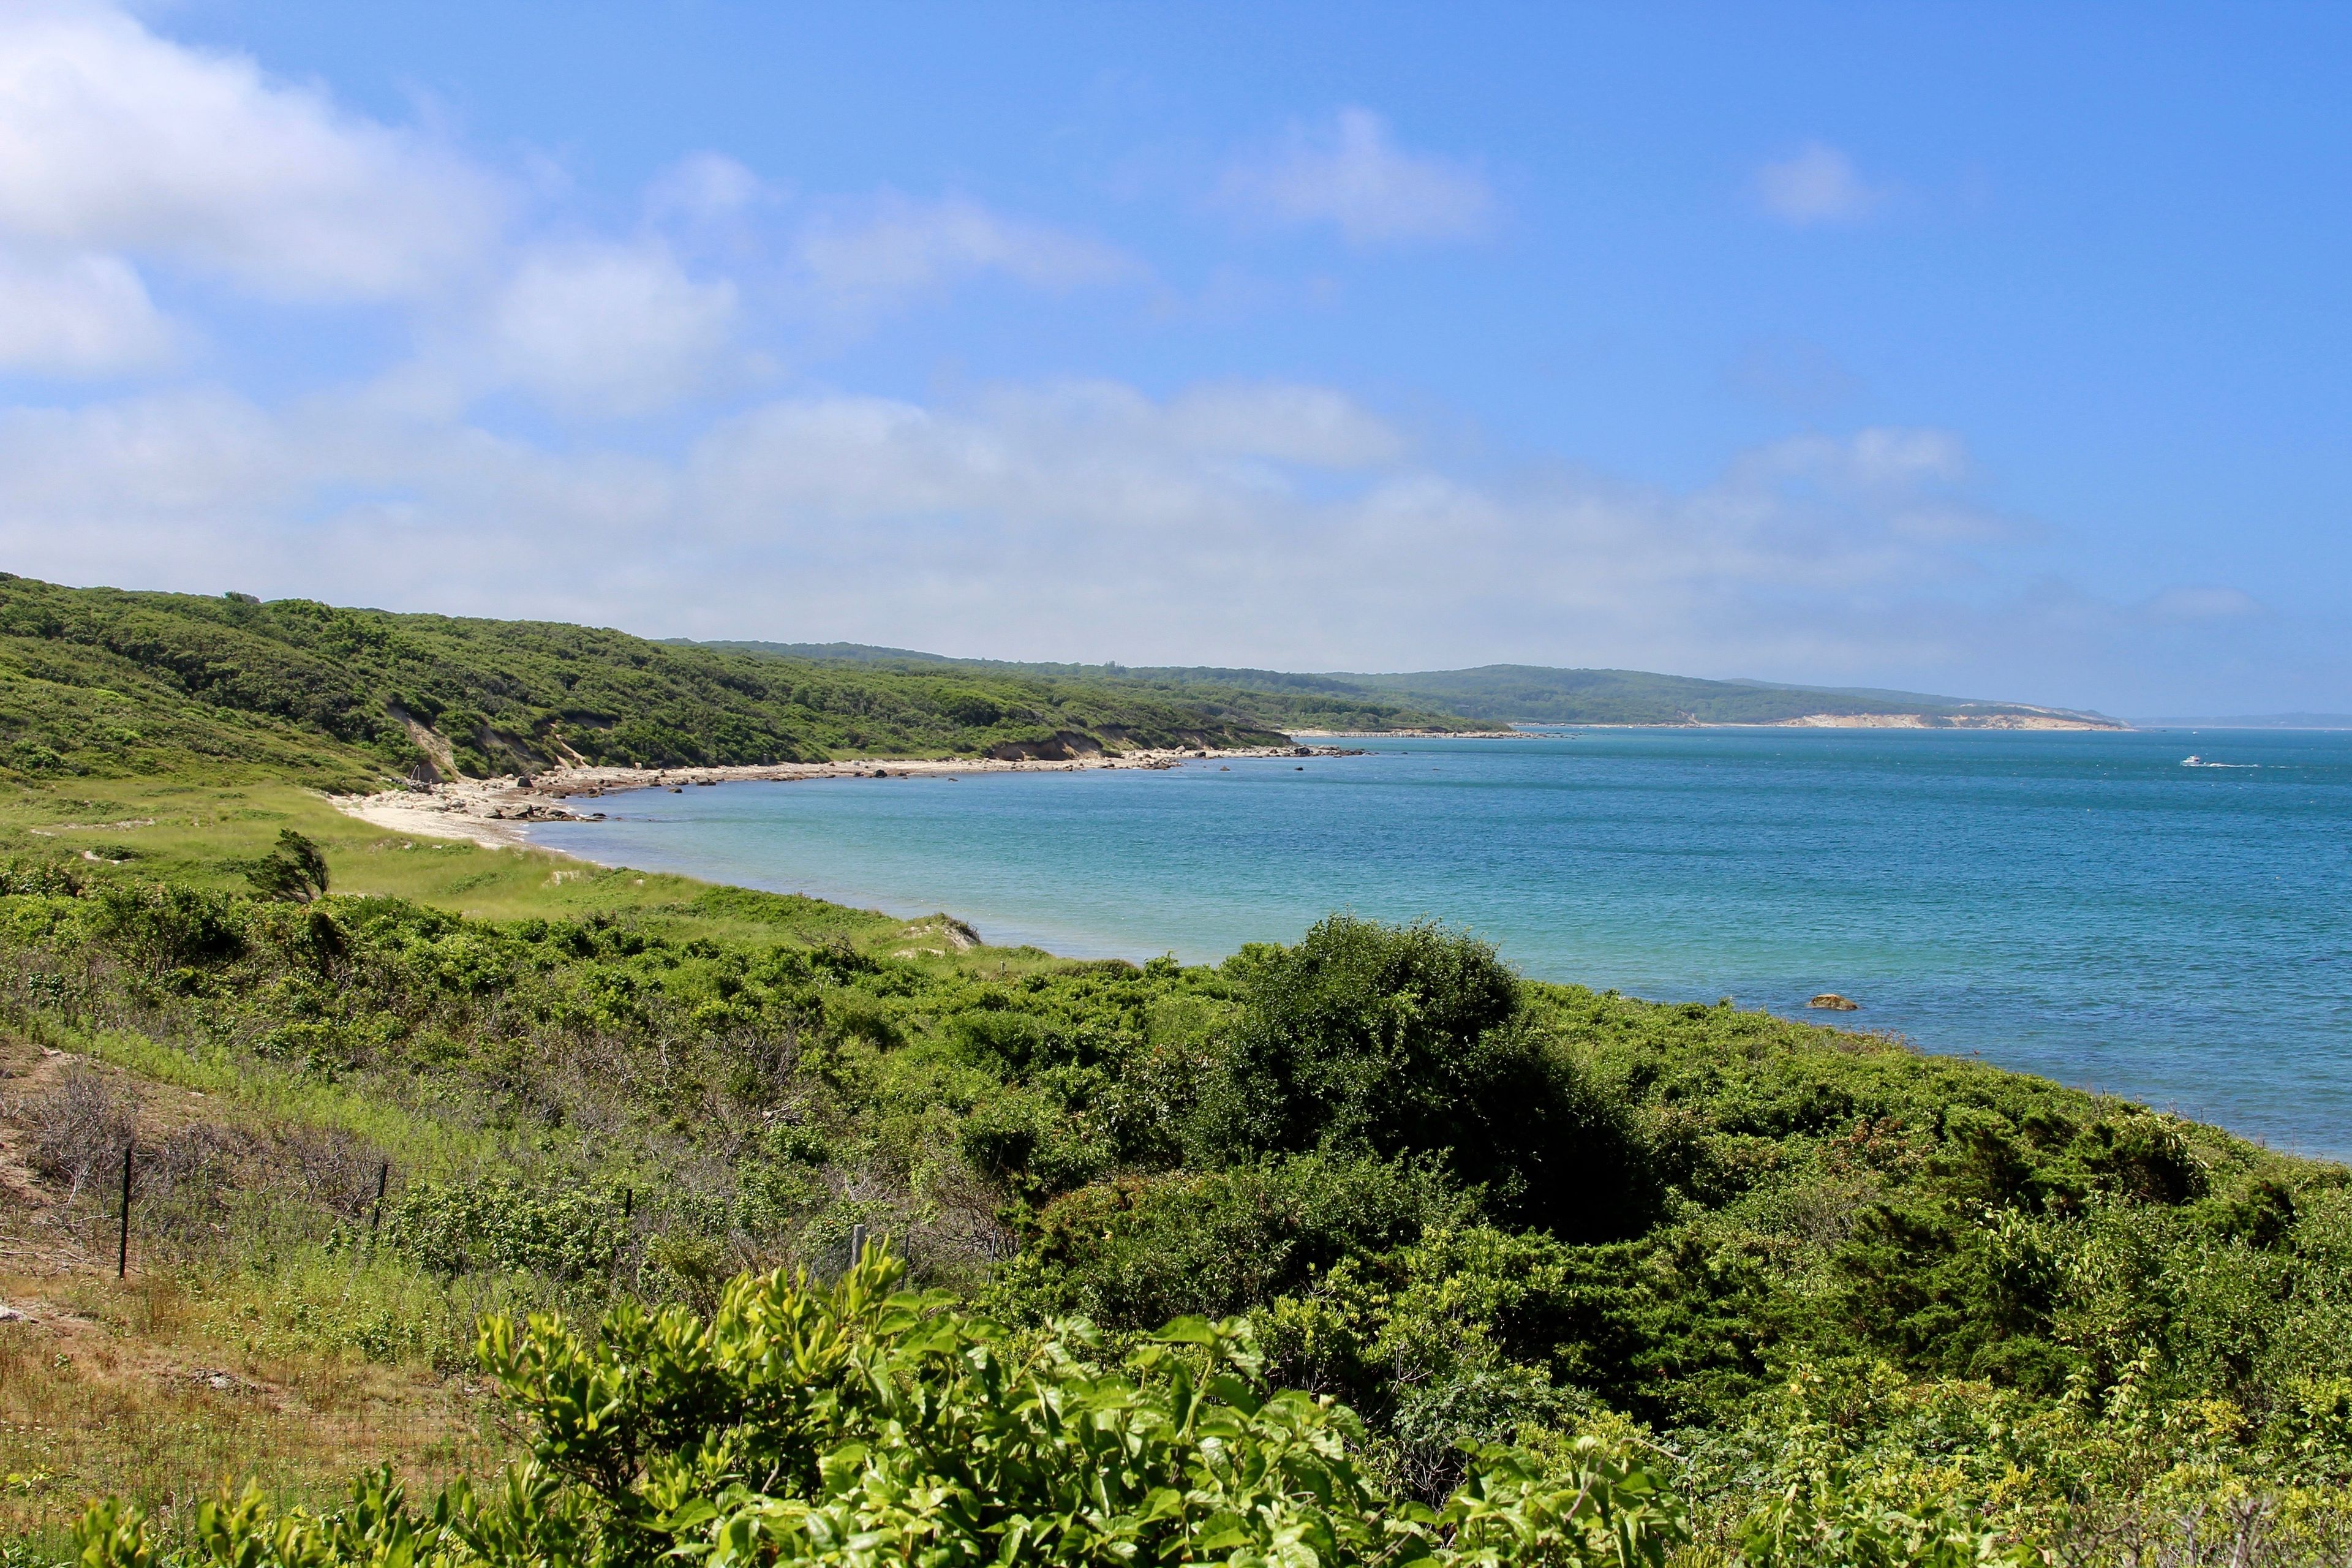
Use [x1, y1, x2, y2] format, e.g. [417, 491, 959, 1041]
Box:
[698, 641, 2120, 728]
[689, 640, 1488, 734]
[0, 576, 1294, 790]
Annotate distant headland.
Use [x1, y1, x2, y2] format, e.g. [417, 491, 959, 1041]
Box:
[687, 640, 2128, 732]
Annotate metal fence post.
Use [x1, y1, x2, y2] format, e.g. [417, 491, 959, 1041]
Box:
[614, 1187, 633, 1280]
[116, 1140, 133, 1280]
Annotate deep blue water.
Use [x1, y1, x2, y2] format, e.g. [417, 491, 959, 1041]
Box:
[529, 729, 2352, 1158]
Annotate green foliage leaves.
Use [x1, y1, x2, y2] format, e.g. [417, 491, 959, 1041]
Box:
[243, 830, 330, 903]
[88, 880, 248, 970]
[73, 1253, 1686, 1568]
[1198, 916, 1653, 1237]
[17, 880, 2352, 1562]
[1202, 916, 1526, 1157]
[1000, 1152, 1477, 1331]
[382, 1179, 631, 1283]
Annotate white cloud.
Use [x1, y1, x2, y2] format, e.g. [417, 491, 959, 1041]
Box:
[1747, 427, 1969, 491]
[1215, 108, 1493, 245]
[681, 381, 1411, 546]
[0, 1, 502, 301]
[793, 193, 1139, 317]
[0, 374, 2030, 688]
[0, 4, 1156, 414]
[0, 247, 174, 372]
[2143, 586, 2262, 622]
[1713, 426, 2014, 559]
[0, 362, 2328, 713]
[483, 243, 741, 418]
[1754, 141, 1887, 226]
[1164, 383, 1408, 467]
[645, 152, 771, 226]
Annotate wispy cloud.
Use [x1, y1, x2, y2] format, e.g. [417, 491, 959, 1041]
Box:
[644, 152, 772, 227]
[0, 374, 2029, 679]
[0, 247, 176, 373]
[1215, 108, 1494, 245]
[2, 370, 2330, 710]
[1754, 141, 1888, 226]
[793, 193, 1141, 317]
[481, 243, 743, 418]
[2143, 586, 2263, 622]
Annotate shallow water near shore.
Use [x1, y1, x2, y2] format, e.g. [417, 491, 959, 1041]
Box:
[530, 728, 2352, 1158]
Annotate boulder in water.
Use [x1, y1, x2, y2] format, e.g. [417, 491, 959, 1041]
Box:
[1807, 992, 1861, 1011]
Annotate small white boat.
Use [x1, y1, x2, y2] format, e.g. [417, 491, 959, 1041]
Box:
[2182, 755, 2201, 766]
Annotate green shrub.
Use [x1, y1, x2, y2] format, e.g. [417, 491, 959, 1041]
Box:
[997, 1150, 1477, 1330]
[1194, 916, 1653, 1237]
[72, 1251, 1687, 1568]
[243, 828, 330, 903]
[88, 881, 247, 969]
[382, 1178, 629, 1283]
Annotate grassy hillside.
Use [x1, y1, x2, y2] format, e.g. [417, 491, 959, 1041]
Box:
[0, 575, 1295, 790]
[696, 640, 2120, 728]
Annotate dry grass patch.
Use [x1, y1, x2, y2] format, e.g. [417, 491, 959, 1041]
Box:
[0, 1272, 505, 1556]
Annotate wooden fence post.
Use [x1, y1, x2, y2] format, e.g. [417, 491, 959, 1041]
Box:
[369, 1160, 389, 1242]
[850, 1223, 867, 1269]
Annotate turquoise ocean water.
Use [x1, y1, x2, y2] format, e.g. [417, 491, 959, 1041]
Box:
[529, 728, 2352, 1158]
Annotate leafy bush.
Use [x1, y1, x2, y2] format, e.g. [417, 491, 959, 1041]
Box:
[13, 884, 2352, 1556]
[86, 881, 247, 970]
[1197, 916, 1653, 1236]
[381, 1178, 631, 1283]
[998, 1151, 1477, 1330]
[72, 1251, 1687, 1568]
[243, 828, 330, 903]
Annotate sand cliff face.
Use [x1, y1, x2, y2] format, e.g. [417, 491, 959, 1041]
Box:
[1769, 712, 2125, 731]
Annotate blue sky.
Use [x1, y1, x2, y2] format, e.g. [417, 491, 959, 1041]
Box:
[1, 1, 2344, 714]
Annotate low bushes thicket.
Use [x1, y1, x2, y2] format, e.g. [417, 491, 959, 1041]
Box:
[6, 878, 2351, 1562]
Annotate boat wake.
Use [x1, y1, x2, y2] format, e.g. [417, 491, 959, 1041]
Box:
[2182, 756, 2258, 768]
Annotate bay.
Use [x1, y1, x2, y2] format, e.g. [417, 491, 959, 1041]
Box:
[528, 728, 2352, 1158]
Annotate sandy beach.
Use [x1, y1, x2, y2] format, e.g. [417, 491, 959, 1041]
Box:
[331, 742, 1349, 849]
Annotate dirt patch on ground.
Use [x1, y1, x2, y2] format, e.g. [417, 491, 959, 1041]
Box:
[0, 1035, 307, 1278]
